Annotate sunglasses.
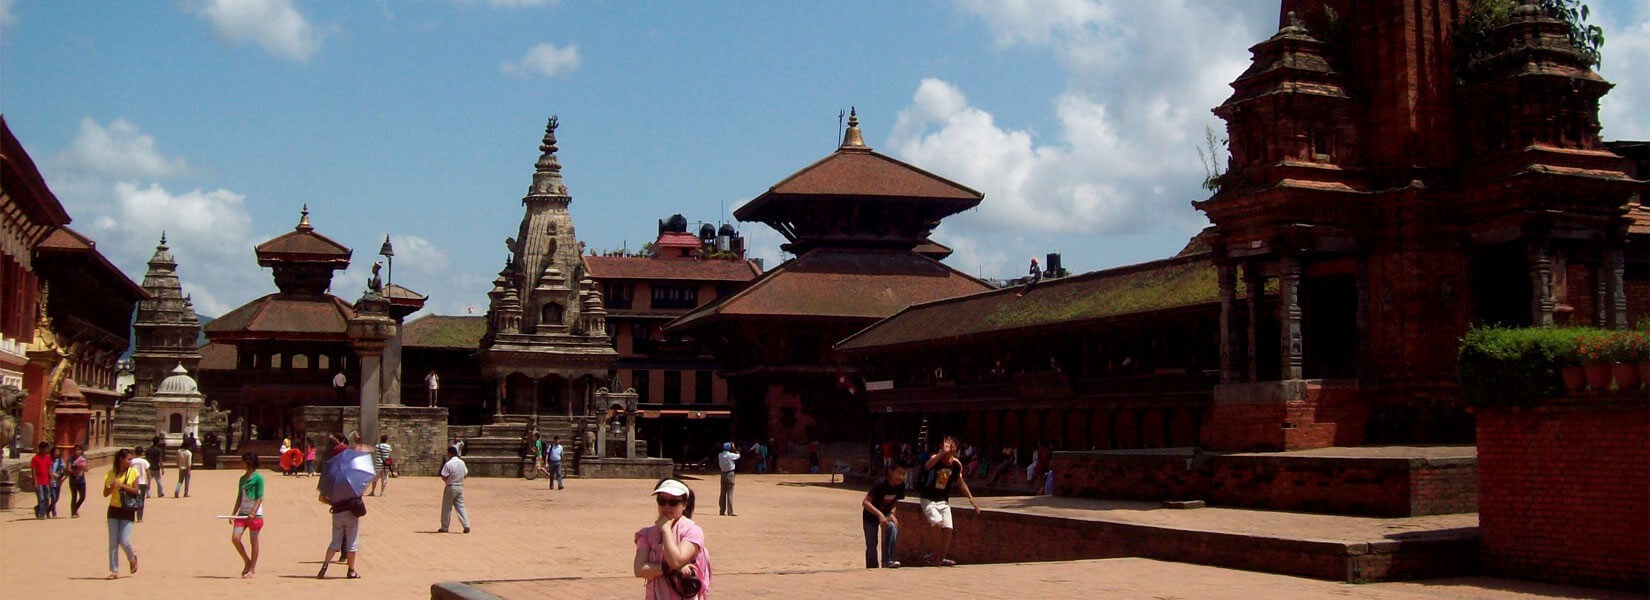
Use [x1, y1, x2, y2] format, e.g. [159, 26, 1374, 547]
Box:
[656, 495, 685, 507]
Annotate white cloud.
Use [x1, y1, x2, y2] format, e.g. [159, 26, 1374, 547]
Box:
[874, 1, 1270, 278]
[45, 117, 266, 317]
[54, 118, 191, 180]
[102, 182, 262, 317]
[191, 0, 323, 62]
[1596, 2, 1650, 139]
[1, 0, 17, 27]
[501, 42, 582, 78]
[384, 234, 451, 275]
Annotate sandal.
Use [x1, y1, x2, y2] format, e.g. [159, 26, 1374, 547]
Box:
[316, 563, 329, 579]
[347, 570, 360, 579]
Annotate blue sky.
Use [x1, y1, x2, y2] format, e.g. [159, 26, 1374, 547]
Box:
[3, 0, 1647, 318]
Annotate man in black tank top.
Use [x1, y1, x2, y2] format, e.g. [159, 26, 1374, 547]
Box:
[920, 436, 980, 567]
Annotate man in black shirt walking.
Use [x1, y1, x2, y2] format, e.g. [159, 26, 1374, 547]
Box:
[921, 436, 980, 567]
[862, 463, 907, 569]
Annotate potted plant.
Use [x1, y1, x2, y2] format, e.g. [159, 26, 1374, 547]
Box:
[1576, 333, 1613, 391]
[1555, 334, 1586, 393]
[1609, 331, 1647, 391]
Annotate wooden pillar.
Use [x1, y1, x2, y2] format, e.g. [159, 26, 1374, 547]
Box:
[1278, 254, 1304, 380]
[1527, 240, 1556, 326]
[1217, 260, 1239, 384]
[1244, 262, 1264, 382]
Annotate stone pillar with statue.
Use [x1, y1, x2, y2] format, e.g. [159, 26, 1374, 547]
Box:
[349, 276, 397, 446]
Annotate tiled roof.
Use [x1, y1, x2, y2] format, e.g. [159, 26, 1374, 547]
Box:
[734, 147, 982, 220]
[198, 342, 237, 370]
[203, 293, 356, 339]
[39, 226, 93, 250]
[837, 253, 1242, 352]
[35, 226, 146, 299]
[0, 116, 72, 227]
[665, 249, 991, 332]
[655, 231, 702, 249]
[583, 256, 761, 282]
[403, 315, 487, 349]
[255, 228, 351, 258]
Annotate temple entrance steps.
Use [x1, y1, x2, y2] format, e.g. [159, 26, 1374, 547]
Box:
[112, 398, 158, 449]
[453, 414, 594, 477]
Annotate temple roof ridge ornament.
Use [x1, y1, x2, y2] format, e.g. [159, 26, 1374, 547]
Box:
[529, 114, 569, 198]
[841, 106, 867, 149]
[297, 204, 313, 231]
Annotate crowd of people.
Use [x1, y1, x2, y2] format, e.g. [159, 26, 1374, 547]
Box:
[24, 426, 1018, 599]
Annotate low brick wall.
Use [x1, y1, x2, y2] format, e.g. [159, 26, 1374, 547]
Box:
[1477, 396, 1648, 591]
[579, 457, 673, 480]
[1053, 449, 1476, 517]
[299, 405, 449, 476]
[1202, 380, 1367, 451]
[890, 500, 1477, 582]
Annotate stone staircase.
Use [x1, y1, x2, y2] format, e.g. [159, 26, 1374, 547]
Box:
[112, 398, 157, 449]
[456, 415, 596, 477]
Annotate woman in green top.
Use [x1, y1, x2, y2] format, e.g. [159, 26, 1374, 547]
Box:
[231, 452, 265, 578]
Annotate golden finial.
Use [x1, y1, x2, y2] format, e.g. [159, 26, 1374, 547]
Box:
[841, 106, 866, 148]
[297, 204, 313, 231]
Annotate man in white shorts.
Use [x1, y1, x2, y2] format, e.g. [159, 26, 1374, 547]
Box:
[920, 436, 980, 567]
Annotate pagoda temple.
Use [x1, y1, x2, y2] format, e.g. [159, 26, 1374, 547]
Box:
[478, 116, 616, 418]
[200, 207, 365, 443]
[665, 109, 993, 447]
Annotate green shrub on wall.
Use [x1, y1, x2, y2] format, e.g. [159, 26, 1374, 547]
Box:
[1458, 326, 1595, 407]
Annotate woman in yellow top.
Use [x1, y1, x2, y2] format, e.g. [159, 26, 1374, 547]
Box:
[103, 448, 142, 579]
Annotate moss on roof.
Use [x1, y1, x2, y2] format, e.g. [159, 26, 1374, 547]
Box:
[838, 254, 1274, 351]
[403, 315, 487, 349]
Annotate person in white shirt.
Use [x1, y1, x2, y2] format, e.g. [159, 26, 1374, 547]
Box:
[129, 448, 151, 522]
[717, 442, 741, 517]
[438, 446, 470, 533]
[174, 444, 193, 498]
[425, 371, 439, 406]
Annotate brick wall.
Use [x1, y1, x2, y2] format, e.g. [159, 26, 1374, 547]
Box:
[1202, 380, 1367, 452]
[1477, 397, 1649, 591]
[890, 499, 1476, 582]
[298, 405, 449, 476]
[1052, 450, 1476, 517]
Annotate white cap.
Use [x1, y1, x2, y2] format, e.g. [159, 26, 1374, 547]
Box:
[651, 479, 690, 498]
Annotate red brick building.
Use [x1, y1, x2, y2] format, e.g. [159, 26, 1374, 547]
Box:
[583, 215, 761, 458]
[1, 117, 143, 452]
[838, 1, 1646, 457]
[666, 110, 993, 448]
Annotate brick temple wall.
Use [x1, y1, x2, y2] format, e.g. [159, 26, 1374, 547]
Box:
[1202, 380, 1368, 452]
[1477, 397, 1649, 591]
[1052, 450, 1475, 517]
[299, 405, 449, 476]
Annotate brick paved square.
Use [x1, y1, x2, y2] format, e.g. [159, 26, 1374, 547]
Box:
[1, 467, 1634, 599]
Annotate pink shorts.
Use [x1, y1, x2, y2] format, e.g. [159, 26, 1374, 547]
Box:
[233, 517, 264, 532]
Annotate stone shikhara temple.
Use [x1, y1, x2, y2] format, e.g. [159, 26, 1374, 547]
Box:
[478, 116, 617, 419]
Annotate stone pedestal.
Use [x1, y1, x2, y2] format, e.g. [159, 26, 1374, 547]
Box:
[349, 294, 397, 445]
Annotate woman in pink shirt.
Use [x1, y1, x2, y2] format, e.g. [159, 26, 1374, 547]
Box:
[633, 479, 711, 599]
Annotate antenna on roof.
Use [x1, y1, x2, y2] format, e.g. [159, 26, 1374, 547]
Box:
[837, 109, 845, 149]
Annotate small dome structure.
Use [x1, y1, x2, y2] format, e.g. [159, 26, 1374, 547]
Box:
[156, 363, 200, 396]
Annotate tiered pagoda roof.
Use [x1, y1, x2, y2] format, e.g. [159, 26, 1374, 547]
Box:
[667, 109, 991, 335]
